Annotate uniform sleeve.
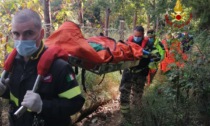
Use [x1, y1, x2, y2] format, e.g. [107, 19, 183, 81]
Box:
[156, 41, 165, 60]
[40, 62, 85, 119]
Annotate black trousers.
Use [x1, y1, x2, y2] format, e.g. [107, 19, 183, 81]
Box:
[119, 68, 148, 105]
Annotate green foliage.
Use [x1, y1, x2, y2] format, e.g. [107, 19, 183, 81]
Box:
[51, 0, 77, 30]
[187, 0, 210, 29]
[79, 0, 112, 27]
[75, 0, 148, 28]
[141, 31, 210, 125]
[0, 0, 42, 33]
[142, 83, 176, 125]
[76, 69, 121, 101]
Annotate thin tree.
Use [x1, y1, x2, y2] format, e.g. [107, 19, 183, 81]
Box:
[43, 0, 51, 38]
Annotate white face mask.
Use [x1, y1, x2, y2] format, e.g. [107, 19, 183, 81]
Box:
[15, 40, 38, 57]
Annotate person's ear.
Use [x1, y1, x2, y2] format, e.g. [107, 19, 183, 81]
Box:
[36, 29, 45, 47]
[40, 29, 45, 40]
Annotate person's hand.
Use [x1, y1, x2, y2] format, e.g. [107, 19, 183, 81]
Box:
[21, 91, 43, 113]
[0, 78, 9, 96]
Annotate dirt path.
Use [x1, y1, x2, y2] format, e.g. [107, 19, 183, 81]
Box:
[74, 98, 122, 126]
[1, 99, 9, 126]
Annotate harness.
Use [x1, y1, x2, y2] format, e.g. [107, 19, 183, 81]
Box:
[128, 36, 149, 48]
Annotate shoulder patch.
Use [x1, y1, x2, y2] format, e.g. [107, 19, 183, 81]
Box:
[66, 74, 75, 82]
[42, 74, 53, 83]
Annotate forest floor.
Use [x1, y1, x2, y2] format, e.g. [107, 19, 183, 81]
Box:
[73, 70, 166, 126]
[1, 98, 124, 126]
[73, 93, 144, 126]
[1, 99, 9, 126]
[73, 98, 122, 126]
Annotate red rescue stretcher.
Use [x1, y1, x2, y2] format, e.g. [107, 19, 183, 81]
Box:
[45, 21, 143, 74]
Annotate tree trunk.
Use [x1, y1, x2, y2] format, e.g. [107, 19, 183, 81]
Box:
[44, 0, 51, 38]
[156, 17, 159, 32]
[152, 0, 159, 32]
[133, 11, 137, 30]
[119, 20, 125, 41]
[104, 8, 110, 36]
[77, 0, 83, 25]
[147, 14, 150, 30]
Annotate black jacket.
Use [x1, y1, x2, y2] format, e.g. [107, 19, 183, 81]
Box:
[2, 46, 85, 126]
[129, 38, 150, 76]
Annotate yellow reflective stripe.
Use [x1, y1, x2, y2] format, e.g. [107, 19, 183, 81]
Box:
[58, 86, 81, 99]
[121, 109, 130, 113]
[10, 92, 18, 106]
[120, 105, 130, 110]
[120, 104, 130, 113]
[30, 41, 45, 60]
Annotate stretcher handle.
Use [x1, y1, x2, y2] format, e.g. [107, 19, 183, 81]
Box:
[14, 75, 42, 119]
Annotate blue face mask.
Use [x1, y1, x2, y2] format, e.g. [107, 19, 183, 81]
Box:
[133, 36, 142, 43]
[149, 38, 154, 44]
[15, 40, 38, 57]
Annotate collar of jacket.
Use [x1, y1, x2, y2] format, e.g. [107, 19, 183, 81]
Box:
[30, 41, 45, 60]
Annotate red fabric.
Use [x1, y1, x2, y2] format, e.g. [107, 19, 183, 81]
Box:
[87, 36, 121, 63]
[88, 36, 116, 51]
[4, 49, 17, 71]
[127, 41, 143, 60]
[160, 39, 187, 73]
[111, 44, 124, 63]
[127, 36, 149, 48]
[147, 69, 157, 86]
[111, 41, 143, 63]
[38, 46, 69, 75]
[116, 42, 134, 60]
[45, 21, 113, 69]
[127, 36, 134, 43]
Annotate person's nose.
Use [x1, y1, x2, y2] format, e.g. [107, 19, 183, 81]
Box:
[18, 34, 26, 40]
